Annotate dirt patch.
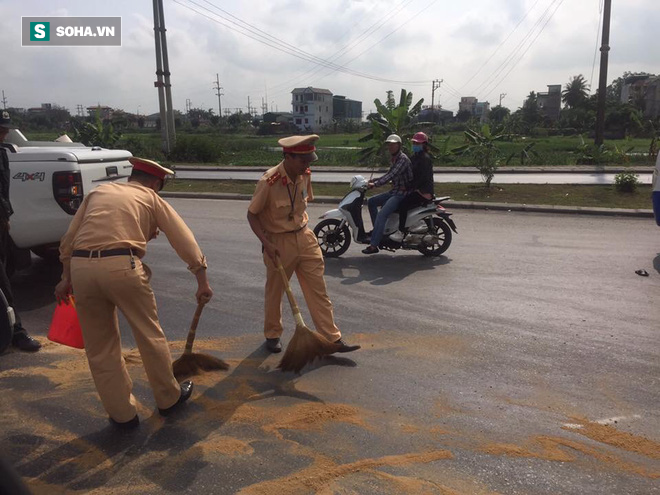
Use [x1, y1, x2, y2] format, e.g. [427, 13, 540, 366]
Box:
[264, 402, 370, 436]
[197, 434, 254, 457]
[238, 449, 453, 495]
[481, 435, 660, 479]
[563, 418, 660, 460]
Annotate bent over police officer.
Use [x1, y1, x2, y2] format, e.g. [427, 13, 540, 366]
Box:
[55, 157, 212, 429]
[247, 135, 360, 354]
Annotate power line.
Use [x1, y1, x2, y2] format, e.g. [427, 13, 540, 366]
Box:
[459, 0, 543, 92]
[473, 0, 562, 99]
[482, 0, 566, 101]
[172, 0, 432, 86]
[589, 0, 605, 92]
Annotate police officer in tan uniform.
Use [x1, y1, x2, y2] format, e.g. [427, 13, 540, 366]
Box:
[247, 135, 360, 354]
[54, 157, 212, 428]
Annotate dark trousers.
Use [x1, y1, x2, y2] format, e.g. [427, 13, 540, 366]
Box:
[398, 192, 428, 231]
[0, 226, 23, 335]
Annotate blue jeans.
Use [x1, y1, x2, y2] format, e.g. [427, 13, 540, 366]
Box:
[367, 191, 405, 247]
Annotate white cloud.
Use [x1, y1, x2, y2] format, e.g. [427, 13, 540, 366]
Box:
[1, 0, 656, 117]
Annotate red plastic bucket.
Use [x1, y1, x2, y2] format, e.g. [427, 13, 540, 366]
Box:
[47, 296, 84, 349]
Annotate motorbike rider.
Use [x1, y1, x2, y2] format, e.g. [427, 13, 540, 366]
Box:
[362, 134, 413, 255]
[390, 131, 434, 243]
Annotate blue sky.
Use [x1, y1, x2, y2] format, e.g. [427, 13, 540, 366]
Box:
[1, 0, 658, 117]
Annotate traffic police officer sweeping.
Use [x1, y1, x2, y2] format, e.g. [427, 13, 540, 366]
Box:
[55, 157, 213, 428]
[247, 135, 360, 355]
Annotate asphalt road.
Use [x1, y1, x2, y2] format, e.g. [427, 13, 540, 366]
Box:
[1, 199, 658, 494]
[174, 169, 654, 185]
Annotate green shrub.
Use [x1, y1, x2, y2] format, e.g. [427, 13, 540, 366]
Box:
[614, 171, 640, 193]
[169, 135, 222, 163]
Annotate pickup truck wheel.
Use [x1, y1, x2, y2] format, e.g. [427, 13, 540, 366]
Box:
[31, 246, 61, 263]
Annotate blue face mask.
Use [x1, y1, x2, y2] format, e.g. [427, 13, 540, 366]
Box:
[412, 144, 423, 153]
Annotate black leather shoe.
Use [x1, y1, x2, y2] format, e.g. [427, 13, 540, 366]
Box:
[12, 332, 41, 352]
[361, 246, 379, 255]
[159, 381, 193, 416]
[334, 338, 361, 353]
[109, 415, 140, 430]
[265, 337, 282, 353]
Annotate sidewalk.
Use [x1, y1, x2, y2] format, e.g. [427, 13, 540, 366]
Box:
[171, 164, 655, 174]
[161, 191, 654, 219]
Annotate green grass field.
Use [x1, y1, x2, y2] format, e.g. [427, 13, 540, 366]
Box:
[164, 180, 653, 210]
[24, 130, 657, 168]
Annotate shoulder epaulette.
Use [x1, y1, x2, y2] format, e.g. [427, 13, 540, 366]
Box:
[266, 171, 281, 186]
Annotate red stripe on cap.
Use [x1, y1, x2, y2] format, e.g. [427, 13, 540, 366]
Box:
[282, 144, 316, 154]
[132, 161, 167, 180]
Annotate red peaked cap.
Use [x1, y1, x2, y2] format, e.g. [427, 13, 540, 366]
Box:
[128, 157, 174, 180]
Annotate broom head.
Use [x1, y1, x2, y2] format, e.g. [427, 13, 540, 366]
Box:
[173, 352, 229, 380]
[277, 324, 342, 374]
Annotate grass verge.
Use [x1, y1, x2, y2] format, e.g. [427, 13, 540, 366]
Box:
[164, 180, 653, 210]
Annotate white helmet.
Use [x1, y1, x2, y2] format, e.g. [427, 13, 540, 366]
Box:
[384, 134, 402, 144]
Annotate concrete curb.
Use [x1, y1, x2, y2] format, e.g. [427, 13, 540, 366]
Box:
[160, 191, 654, 218]
[171, 164, 654, 174]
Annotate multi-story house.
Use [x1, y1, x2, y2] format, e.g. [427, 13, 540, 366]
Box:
[536, 84, 561, 122]
[332, 95, 362, 123]
[621, 75, 660, 118]
[459, 97, 490, 122]
[291, 87, 333, 132]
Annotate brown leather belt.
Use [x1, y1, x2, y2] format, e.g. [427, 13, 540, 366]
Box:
[72, 248, 133, 258]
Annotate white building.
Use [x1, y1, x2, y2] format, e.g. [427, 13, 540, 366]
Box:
[291, 87, 333, 132]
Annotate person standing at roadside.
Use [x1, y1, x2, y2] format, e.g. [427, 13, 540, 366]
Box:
[0, 112, 41, 353]
[247, 135, 360, 354]
[362, 134, 413, 254]
[54, 157, 212, 428]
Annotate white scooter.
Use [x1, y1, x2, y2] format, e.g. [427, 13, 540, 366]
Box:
[313, 175, 457, 258]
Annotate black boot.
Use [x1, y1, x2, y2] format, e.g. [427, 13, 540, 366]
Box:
[12, 328, 41, 352]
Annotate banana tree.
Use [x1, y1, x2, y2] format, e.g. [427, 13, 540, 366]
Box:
[453, 125, 511, 187]
[358, 89, 428, 165]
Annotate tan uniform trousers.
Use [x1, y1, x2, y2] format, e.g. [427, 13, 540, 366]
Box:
[70, 255, 180, 422]
[263, 227, 341, 342]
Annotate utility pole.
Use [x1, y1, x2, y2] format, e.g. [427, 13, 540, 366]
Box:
[213, 73, 223, 117]
[152, 0, 175, 154]
[247, 96, 251, 115]
[431, 79, 442, 122]
[1, 91, 6, 110]
[594, 0, 612, 146]
[499, 93, 507, 106]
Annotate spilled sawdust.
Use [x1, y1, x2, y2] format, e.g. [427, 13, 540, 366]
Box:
[481, 435, 660, 479]
[400, 424, 420, 434]
[563, 417, 660, 460]
[264, 402, 369, 435]
[351, 332, 469, 360]
[238, 449, 453, 495]
[196, 433, 254, 456]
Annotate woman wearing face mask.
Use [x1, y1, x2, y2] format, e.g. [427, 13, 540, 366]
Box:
[389, 132, 434, 243]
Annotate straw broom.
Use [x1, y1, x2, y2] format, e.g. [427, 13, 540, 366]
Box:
[275, 258, 341, 374]
[172, 297, 229, 380]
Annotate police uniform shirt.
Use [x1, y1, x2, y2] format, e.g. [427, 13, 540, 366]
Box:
[248, 161, 314, 234]
[59, 181, 207, 273]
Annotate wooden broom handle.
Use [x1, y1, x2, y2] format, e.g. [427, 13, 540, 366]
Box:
[184, 297, 209, 354]
[275, 258, 305, 327]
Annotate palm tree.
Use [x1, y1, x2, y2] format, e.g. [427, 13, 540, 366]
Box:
[562, 75, 590, 109]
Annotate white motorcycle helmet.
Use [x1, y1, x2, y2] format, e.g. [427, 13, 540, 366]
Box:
[384, 134, 402, 144]
[350, 175, 368, 189]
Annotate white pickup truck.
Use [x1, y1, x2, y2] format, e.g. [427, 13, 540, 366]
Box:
[2, 129, 132, 271]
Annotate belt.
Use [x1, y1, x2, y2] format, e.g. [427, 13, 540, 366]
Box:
[277, 224, 307, 234]
[72, 248, 133, 258]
